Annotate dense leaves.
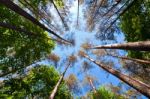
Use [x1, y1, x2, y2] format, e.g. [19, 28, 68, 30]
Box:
[120, 0, 150, 59]
[0, 4, 55, 76]
[0, 65, 72, 98]
[85, 86, 124, 99]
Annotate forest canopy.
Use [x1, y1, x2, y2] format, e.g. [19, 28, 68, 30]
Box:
[0, 0, 150, 99]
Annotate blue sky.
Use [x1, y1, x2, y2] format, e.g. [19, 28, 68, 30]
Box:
[46, 0, 147, 98]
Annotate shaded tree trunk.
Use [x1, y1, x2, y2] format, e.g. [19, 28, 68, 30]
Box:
[76, 0, 79, 27]
[49, 62, 71, 99]
[83, 54, 150, 97]
[0, 22, 68, 45]
[107, 53, 150, 64]
[0, 59, 42, 77]
[91, 41, 150, 51]
[0, 0, 70, 44]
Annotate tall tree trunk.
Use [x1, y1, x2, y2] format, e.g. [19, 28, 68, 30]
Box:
[0, 22, 35, 36]
[51, 0, 69, 30]
[49, 62, 71, 99]
[76, 0, 79, 27]
[0, 22, 68, 45]
[107, 53, 150, 64]
[89, 78, 97, 93]
[0, 59, 42, 77]
[0, 0, 71, 44]
[83, 54, 150, 97]
[91, 41, 150, 51]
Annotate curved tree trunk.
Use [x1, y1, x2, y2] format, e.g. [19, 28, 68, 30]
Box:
[83, 54, 150, 97]
[107, 54, 150, 64]
[0, 0, 71, 44]
[49, 62, 71, 99]
[91, 41, 150, 51]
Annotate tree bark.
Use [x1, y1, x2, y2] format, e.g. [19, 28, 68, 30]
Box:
[49, 62, 71, 99]
[0, 0, 70, 44]
[108, 54, 150, 64]
[91, 41, 150, 51]
[83, 54, 150, 97]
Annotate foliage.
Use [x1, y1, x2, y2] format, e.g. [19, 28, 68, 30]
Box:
[0, 65, 72, 99]
[120, 0, 150, 59]
[85, 86, 124, 99]
[0, 4, 55, 76]
[119, 0, 150, 84]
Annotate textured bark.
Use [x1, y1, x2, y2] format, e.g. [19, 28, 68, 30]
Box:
[92, 41, 150, 51]
[108, 54, 150, 64]
[0, 0, 70, 44]
[49, 62, 71, 99]
[84, 54, 150, 97]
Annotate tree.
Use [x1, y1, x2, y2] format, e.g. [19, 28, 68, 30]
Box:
[65, 74, 81, 95]
[107, 53, 150, 64]
[78, 51, 150, 97]
[91, 41, 150, 51]
[0, 0, 70, 43]
[50, 55, 77, 99]
[84, 86, 123, 99]
[0, 4, 54, 77]
[0, 65, 72, 98]
[51, 0, 69, 30]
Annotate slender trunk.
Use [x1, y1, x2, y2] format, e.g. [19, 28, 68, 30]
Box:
[108, 54, 150, 64]
[0, 0, 71, 44]
[83, 54, 150, 97]
[89, 79, 97, 93]
[51, 0, 69, 30]
[0, 59, 42, 77]
[0, 22, 68, 45]
[0, 22, 35, 36]
[91, 41, 150, 51]
[49, 62, 71, 99]
[76, 0, 79, 27]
